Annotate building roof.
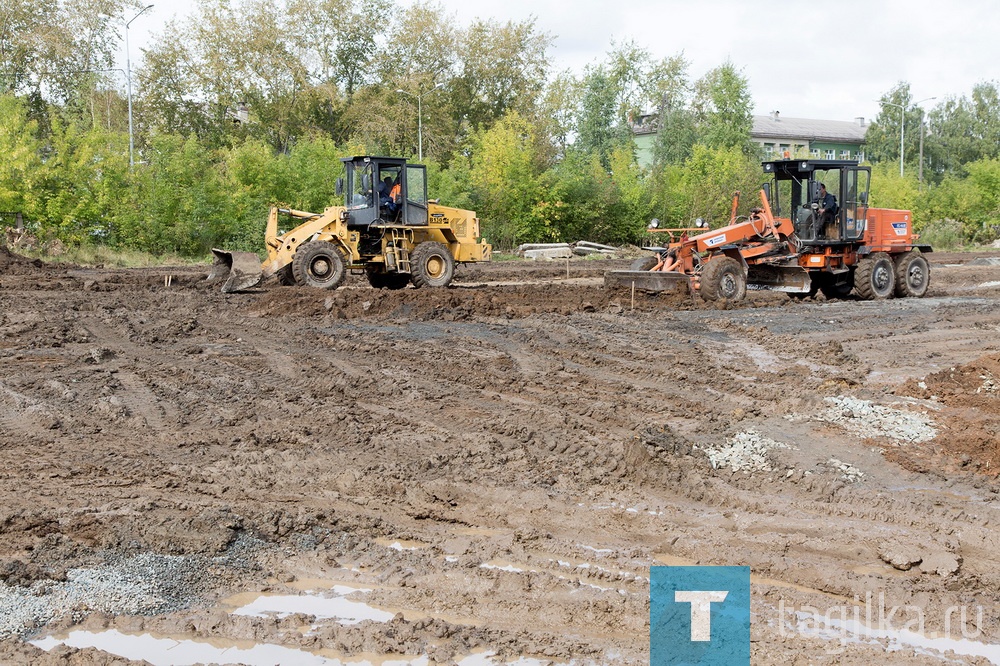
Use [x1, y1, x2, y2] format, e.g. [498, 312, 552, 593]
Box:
[753, 114, 868, 144]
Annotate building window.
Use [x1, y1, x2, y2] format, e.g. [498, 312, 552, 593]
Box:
[764, 144, 773, 156]
[840, 150, 850, 159]
[825, 149, 835, 159]
[856, 152, 865, 162]
[811, 149, 820, 158]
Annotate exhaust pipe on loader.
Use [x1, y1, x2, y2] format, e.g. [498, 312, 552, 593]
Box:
[208, 249, 264, 293]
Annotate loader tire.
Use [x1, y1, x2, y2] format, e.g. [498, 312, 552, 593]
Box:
[893, 251, 930, 298]
[630, 255, 658, 271]
[854, 252, 895, 300]
[366, 265, 410, 290]
[700, 257, 746, 302]
[276, 264, 296, 286]
[411, 241, 455, 288]
[293, 240, 347, 290]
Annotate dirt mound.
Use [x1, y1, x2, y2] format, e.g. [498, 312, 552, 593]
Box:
[249, 282, 712, 320]
[893, 353, 1000, 475]
[0, 246, 78, 278]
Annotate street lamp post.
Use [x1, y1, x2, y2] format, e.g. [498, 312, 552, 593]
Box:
[395, 82, 444, 162]
[915, 97, 937, 186]
[883, 97, 936, 179]
[126, 4, 154, 168]
[883, 101, 905, 177]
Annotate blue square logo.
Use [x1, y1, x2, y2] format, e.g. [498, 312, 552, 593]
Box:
[650, 566, 750, 666]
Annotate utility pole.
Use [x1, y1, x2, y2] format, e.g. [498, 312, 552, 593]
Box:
[395, 83, 444, 162]
[126, 4, 154, 168]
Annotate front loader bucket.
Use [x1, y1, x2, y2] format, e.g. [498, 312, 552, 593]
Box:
[209, 249, 264, 293]
[604, 270, 691, 294]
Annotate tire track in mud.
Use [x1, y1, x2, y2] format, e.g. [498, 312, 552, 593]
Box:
[5, 258, 1000, 664]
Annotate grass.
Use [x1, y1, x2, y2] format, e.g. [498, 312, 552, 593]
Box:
[19, 244, 211, 268]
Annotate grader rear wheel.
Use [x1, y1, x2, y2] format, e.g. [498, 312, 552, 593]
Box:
[700, 257, 746, 302]
[854, 252, 895, 300]
[894, 251, 930, 298]
[411, 241, 455, 288]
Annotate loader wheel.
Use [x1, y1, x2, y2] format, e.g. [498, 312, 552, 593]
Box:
[700, 257, 746, 302]
[292, 240, 347, 290]
[893, 251, 930, 298]
[365, 265, 410, 290]
[630, 255, 658, 271]
[276, 264, 296, 286]
[854, 253, 895, 300]
[411, 241, 455, 288]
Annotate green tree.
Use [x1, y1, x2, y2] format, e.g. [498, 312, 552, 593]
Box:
[468, 112, 547, 248]
[0, 95, 43, 215]
[451, 18, 552, 132]
[691, 61, 753, 153]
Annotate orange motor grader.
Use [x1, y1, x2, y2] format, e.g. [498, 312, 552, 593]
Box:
[606, 159, 931, 301]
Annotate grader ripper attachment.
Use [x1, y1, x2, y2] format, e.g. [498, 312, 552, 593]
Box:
[607, 159, 931, 302]
[209, 156, 491, 293]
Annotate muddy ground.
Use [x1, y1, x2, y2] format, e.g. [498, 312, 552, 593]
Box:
[3, 245, 1000, 664]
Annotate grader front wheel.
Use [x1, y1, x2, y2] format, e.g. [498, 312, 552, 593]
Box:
[700, 257, 746, 302]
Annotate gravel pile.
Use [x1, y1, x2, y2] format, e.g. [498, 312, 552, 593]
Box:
[817, 396, 937, 443]
[699, 430, 795, 473]
[0, 552, 206, 640]
[827, 457, 865, 483]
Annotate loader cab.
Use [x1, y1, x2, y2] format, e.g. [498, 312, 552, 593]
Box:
[338, 156, 429, 227]
[763, 159, 870, 244]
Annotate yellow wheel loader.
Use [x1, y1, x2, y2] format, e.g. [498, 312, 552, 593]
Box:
[209, 156, 491, 293]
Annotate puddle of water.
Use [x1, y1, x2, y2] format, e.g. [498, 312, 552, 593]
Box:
[32, 629, 426, 666]
[794, 612, 1000, 664]
[232, 587, 394, 625]
[374, 538, 429, 551]
[479, 560, 527, 573]
[578, 544, 614, 555]
[33, 630, 554, 666]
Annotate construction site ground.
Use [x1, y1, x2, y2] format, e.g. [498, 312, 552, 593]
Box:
[3, 245, 1000, 665]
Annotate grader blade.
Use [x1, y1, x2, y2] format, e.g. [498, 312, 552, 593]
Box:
[604, 270, 691, 294]
[209, 249, 264, 293]
[745, 265, 812, 293]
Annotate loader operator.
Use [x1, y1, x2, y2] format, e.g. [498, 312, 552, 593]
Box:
[378, 177, 393, 208]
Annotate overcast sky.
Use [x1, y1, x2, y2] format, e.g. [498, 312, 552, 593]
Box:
[121, 0, 998, 123]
